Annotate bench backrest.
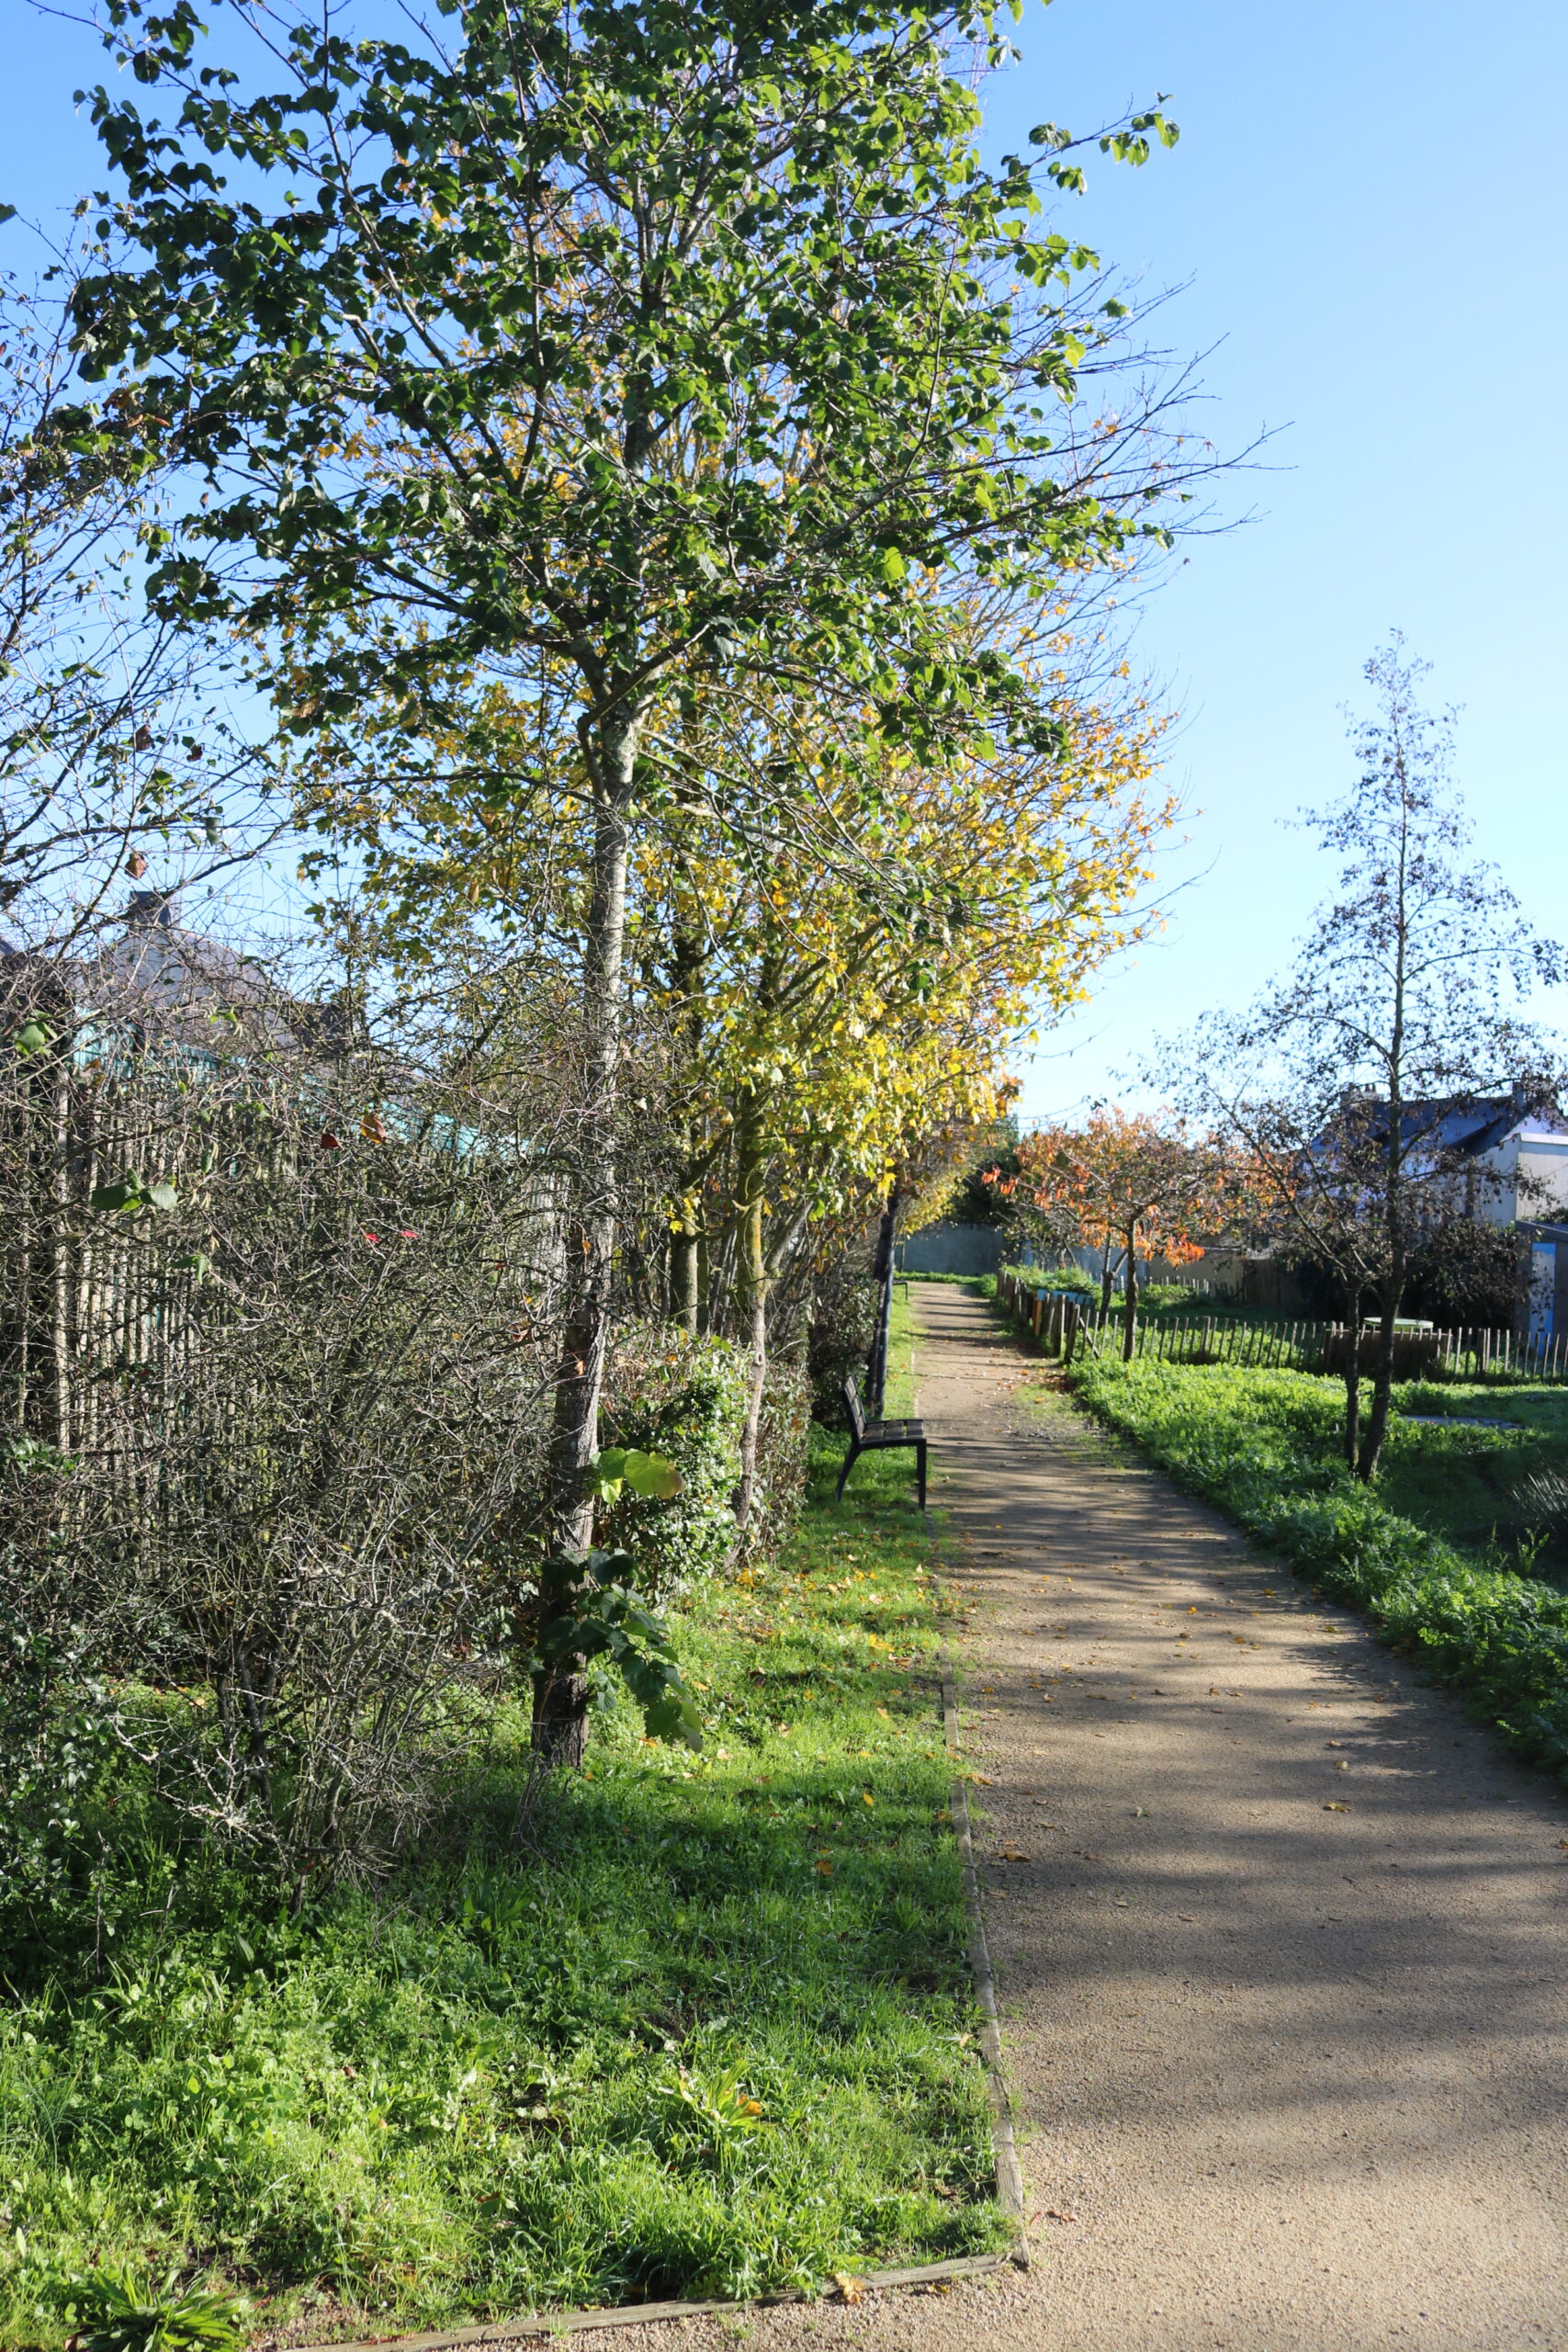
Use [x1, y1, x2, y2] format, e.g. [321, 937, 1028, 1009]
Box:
[841, 1375, 867, 1442]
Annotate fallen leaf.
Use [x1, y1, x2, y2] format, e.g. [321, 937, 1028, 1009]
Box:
[833, 2275, 866, 2305]
[1044, 2209, 1078, 2223]
[995, 1846, 1031, 1862]
[1323, 1802, 1349, 1813]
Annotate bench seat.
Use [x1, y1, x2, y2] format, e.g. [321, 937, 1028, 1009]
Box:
[835, 1377, 928, 1511]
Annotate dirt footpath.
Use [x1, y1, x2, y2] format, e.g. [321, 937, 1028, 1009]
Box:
[603, 1284, 1568, 2352]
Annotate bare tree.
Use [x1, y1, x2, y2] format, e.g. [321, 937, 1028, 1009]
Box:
[1, 267, 282, 955]
[1170, 640, 1561, 1480]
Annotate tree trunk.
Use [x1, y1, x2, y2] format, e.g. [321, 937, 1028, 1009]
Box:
[1339, 1273, 1361, 1466]
[732, 1097, 769, 1543]
[671, 1198, 701, 1338]
[1358, 1137, 1408, 1483]
[1356, 1286, 1403, 1482]
[865, 1182, 901, 1418]
[532, 732, 637, 1765]
[667, 904, 706, 1341]
[1100, 1238, 1115, 1314]
[1120, 1227, 1139, 1362]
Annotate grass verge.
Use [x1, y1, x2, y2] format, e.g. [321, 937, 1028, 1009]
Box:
[1066, 1357, 1568, 1785]
[0, 1306, 1006, 2347]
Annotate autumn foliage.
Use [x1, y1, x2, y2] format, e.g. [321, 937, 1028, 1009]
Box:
[1006, 1107, 1248, 1358]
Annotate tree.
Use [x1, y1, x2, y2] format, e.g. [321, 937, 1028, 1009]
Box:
[1010, 1106, 1236, 1359]
[73, 0, 1194, 1758]
[623, 655, 1170, 1499]
[1, 267, 279, 953]
[1158, 1041, 1389, 1464]
[1171, 641, 1561, 1479]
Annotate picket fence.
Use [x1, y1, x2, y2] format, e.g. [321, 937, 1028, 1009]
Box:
[995, 1272, 1566, 1384]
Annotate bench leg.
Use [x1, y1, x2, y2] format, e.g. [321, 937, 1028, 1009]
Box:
[916, 1440, 928, 1513]
[835, 1441, 862, 1504]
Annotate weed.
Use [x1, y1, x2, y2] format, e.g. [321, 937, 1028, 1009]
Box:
[62, 2269, 249, 2352]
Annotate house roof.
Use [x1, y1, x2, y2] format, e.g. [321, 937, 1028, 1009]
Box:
[1343, 1091, 1566, 1161]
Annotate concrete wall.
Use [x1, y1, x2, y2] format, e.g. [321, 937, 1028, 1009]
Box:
[899, 1222, 1004, 1277]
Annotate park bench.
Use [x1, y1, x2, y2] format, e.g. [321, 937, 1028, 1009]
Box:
[835, 1376, 928, 1511]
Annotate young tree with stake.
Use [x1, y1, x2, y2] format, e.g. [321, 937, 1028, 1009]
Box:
[1173, 640, 1561, 1481]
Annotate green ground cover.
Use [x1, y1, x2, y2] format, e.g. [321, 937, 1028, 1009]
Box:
[1067, 1357, 1568, 1785]
[0, 1302, 1004, 2347]
[1377, 1382, 1568, 1559]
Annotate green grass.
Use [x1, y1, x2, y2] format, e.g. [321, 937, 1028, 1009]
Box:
[0, 1304, 1005, 2346]
[1066, 1354, 1568, 1786]
[1376, 1380, 1568, 1562]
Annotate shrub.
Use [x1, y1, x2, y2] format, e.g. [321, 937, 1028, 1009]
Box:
[998, 1262, 1096, 1297]
[749, 1356, 813, 1560]
[599, 1329, 750, 1594]
[806, 1252, 877, 1425]
[1405, 1217, 1519, 1329]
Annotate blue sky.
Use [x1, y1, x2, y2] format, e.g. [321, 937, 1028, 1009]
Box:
[6, 0, 1567, 1100]
[979, 0, 1568, 1115]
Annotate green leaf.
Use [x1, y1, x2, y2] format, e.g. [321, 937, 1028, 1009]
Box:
[13, 1021, 49, 1056]
[144, 1181, 179, 1211]
[619, 1449, 684, 1499]
[90, 1174, 144, 1214]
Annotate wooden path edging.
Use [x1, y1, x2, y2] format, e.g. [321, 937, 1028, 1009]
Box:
[291, 1665, 1024, 2351]
[299, 2255, 1011, 2351]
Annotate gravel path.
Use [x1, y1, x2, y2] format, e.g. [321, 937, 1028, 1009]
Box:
[584, 1285, 1568, 2350]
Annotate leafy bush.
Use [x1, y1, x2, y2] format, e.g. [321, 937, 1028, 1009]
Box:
[750, 1356, 813, 1558]
[599, 1328, 750, 1593]
[807, 1253, 877, 1425]
[1137, 1282, 1205, 1312]
[1404, 1216, 1519, 1329]
[0, 1612, 120, 1933]
[1071, 1358, 1568, 1780]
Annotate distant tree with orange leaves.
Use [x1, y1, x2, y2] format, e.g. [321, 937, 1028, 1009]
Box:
[1012, 1108, 1245, 1359]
